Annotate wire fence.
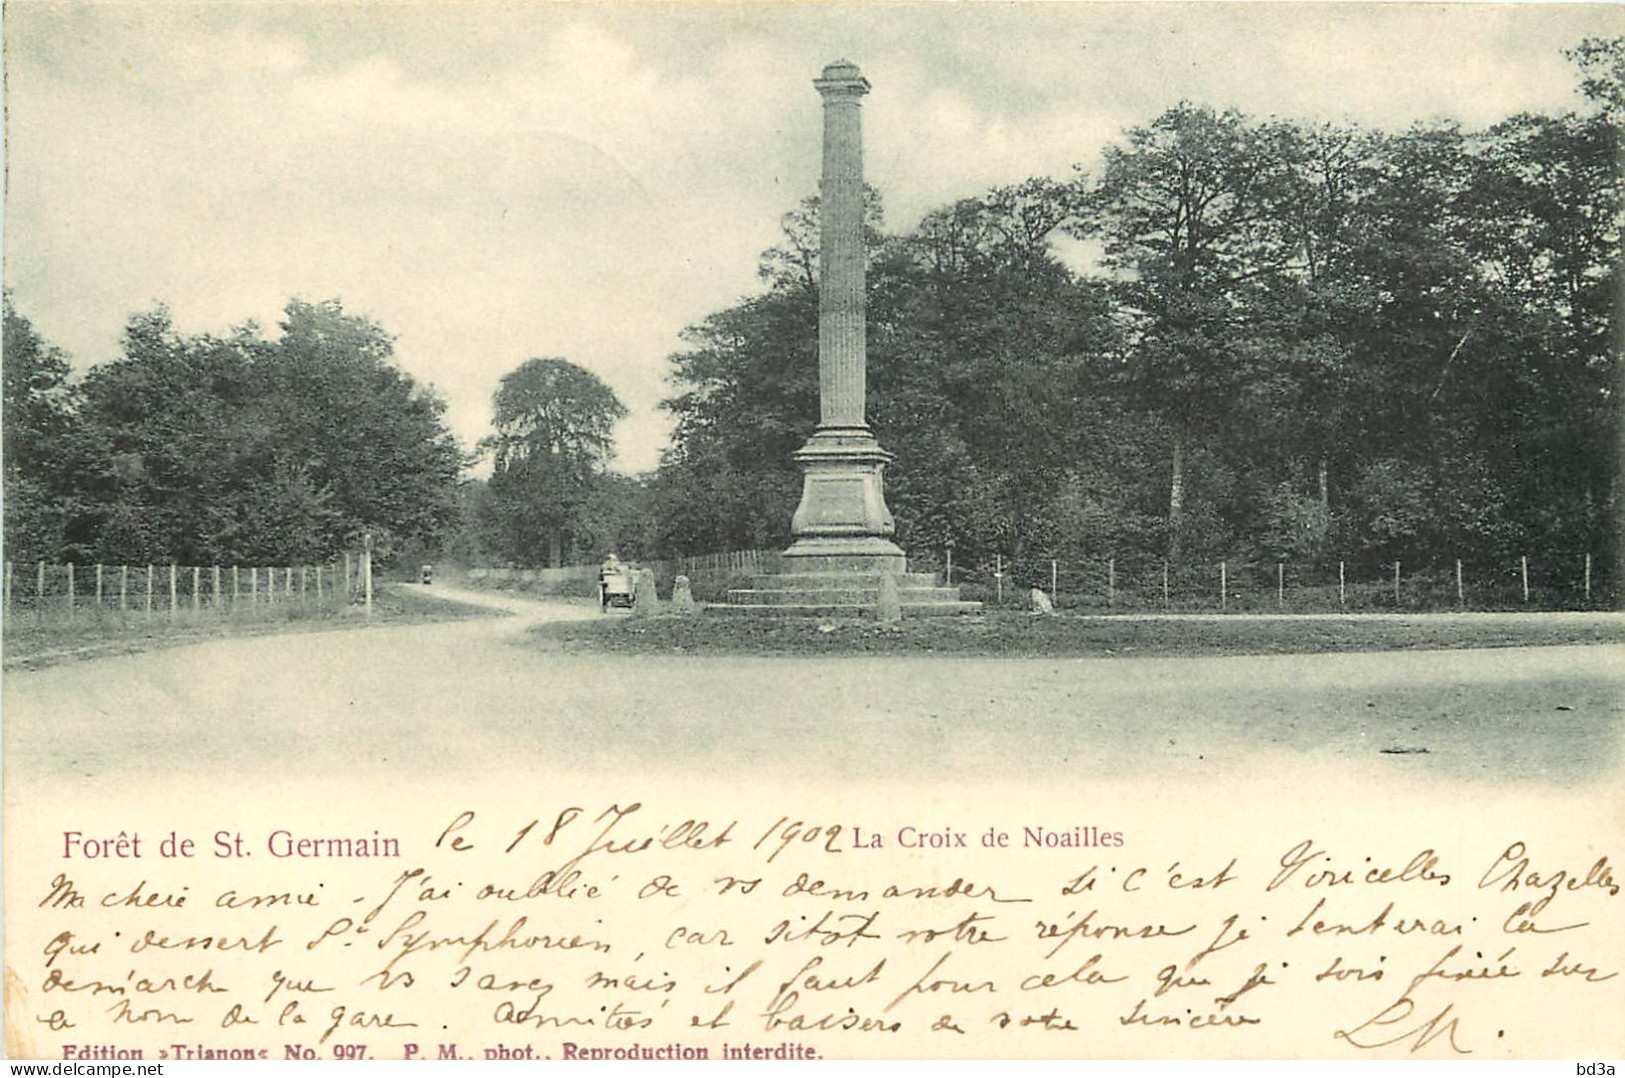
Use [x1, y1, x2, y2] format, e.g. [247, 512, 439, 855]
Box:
[460, 546, 1616, 613]
[933, 551, 1614, 613]
[466, 550, 785, 598]
[4, 554, 378, 630]
[667, 550, 782, 576]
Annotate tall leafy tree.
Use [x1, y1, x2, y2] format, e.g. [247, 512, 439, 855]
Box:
[2, 295, 100, 561]
[480, 357, 628, 566]
[256, 299, 465, 557]
[1076, 104, 1302, 558]
[1261, 120, 1388, 552]
[78, 306, 258, 562]
[1458, 65, 1621, 568]
[1568, 36, 1625, 123]
[73, 298, 464, 564]
[882, 178, 1113, 566]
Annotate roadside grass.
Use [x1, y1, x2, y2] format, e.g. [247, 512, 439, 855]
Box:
[531, 610, 1625, 658]
[3, 583, 503, 670]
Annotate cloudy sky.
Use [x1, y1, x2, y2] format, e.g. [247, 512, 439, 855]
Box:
[4, 2, 1616, 472]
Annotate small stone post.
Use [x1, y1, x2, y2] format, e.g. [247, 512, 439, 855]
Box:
[671, 574, 697, 616]
[632, 568, 660, 618]
[875, 573, 903, 624]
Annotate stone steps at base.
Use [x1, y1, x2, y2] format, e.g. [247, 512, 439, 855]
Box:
[705, 601, 984, 618]
[725, 587, 961, 604]
[740, 571, 942, 588]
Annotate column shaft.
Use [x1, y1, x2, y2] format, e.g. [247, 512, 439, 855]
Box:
[817, 73, 869, 429]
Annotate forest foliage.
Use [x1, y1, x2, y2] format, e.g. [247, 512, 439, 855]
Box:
[4, 40, 1619, 586]
[650, 39, 1622, 586]
[3, 298, 464, 566]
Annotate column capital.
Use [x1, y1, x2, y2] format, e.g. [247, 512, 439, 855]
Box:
[814, 59, 870, 100]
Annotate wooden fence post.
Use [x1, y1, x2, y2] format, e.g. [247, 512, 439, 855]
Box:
[233, 565, 241, 607]
[1277, 562, 1284, 609]
[1393, 560, 1400, 607]
[1220, 560, 1227, 612]
[301, 566, 308, 601]
[120, 565, 128, 614]
[944, 545, 953, 586]
[1162, 560, 1169, 609]
[1521, 555, 1530, 603]
[96, 563, 104, 616]
[252, 567, 259, 608]
[1584, 553, 1592, 604]
[994, 553, 1002, 605]
[1109, 558, 1116, 607]
[316, 564, 324, 602]
[1338, 561, 1346, 607]
[169, 563, 177, 617]
[4, 561, 11, 617]
[37, 561, 46, 614]
[192, 567, 201, 613]
[213, 566, 221, 608]
[146, 564, 154, 618]
[66, 563, 75, 619]
[345, 552, 353, 599]
[1050, 559, 1058, 602]
[1456, 559, 1464, 607]
[363, 534, 374, 617]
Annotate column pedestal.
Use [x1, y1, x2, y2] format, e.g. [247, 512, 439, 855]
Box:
[784, 427, 907, 574]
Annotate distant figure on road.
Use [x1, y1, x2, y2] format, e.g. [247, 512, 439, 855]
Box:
[420, 564, 434, 585]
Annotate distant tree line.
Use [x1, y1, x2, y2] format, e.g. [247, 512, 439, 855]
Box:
[3, 297, 464, 566]
[6, 40, 1618, 584]
[2, 292, 645, 572]
[650, 39, 1622, 586]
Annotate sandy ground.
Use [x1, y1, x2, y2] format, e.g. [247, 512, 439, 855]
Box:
[4, 585, 1620, 791]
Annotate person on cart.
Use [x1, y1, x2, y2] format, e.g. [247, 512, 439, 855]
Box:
[599, 551, 626, 611]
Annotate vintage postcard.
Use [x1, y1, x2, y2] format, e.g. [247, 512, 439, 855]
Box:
[3, 1, 1621, 1063]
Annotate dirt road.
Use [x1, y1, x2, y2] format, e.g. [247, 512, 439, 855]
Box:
[4, 585, 1620, 789]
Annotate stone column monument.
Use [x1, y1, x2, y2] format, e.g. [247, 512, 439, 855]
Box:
[710, 61, 978, 617]
[782, 60, 907, 574]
